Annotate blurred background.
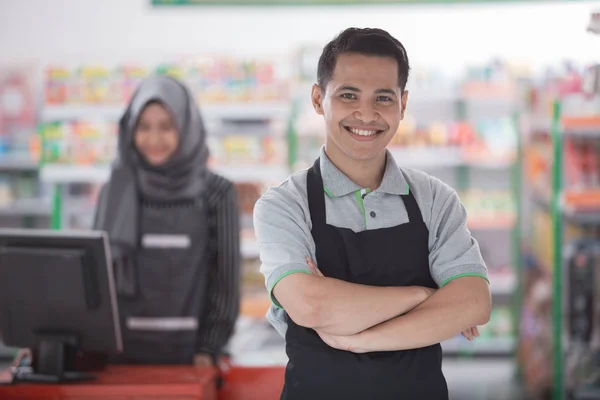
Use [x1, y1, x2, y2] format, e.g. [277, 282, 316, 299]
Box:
[1, 0, 600, 399]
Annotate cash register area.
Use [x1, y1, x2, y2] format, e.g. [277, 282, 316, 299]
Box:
[4, 0, 600, 399]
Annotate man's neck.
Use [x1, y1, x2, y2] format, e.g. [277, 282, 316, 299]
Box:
[324, 145, 387, 191]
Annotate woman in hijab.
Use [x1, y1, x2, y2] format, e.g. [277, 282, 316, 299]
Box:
[93, 75, 240, 366]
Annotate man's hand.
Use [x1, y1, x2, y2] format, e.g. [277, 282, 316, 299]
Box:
[306, 257, 323, 277]
[193, 353, 214, 367]
[334, 276, 491, 353]
[461, 327, 480, 341]
[318, 326, 480, 354]
[317, 331, 365, 353]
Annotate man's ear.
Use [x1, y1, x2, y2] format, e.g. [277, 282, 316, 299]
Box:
[400, 90, 409, 120]
[312, 84, 324, 116]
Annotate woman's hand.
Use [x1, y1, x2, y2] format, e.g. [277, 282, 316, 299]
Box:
[193, 353, 215, 367]
[12, 348, 31, 367]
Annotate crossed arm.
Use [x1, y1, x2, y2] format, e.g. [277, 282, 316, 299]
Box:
[272, 263, 435, 337]
[255, 179, 491, 353]
[273, 260, 490, 353]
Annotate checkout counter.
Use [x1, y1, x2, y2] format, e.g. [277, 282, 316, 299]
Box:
[0, 229, 285, 399]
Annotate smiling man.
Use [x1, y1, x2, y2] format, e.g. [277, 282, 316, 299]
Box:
[253, 28, 491, 400]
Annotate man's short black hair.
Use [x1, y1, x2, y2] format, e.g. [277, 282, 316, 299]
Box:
[317, 27, 410, 92]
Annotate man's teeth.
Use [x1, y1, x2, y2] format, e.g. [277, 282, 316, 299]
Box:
[350, 128, 378, 136]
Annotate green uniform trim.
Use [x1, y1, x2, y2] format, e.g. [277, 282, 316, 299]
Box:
[269, 269, 312, 309]
[354, 190, 367, 227]
[440, 273, 490, 288]
[324, 187, 335, 197]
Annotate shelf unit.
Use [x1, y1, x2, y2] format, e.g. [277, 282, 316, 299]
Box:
[520, 99, 600, 400]
[0, 156, 50, 229]
[39, 100, 292, 259]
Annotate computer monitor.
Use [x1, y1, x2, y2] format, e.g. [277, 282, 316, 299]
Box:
[0, 228, 122, 383]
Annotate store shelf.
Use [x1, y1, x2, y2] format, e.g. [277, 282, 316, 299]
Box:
[562, 126, 600, 137]
[40, 164, 110, 184]
[531, 191, 600, 225]
[241, 239, 259, 259]
[561, 207, 600, 225]
[489, 272, 517, 296]
[528, 115, 552, 133]
[42, 103, 290, 123]
[0, 199, 51, 217]
[203, 103, 290, 121]
[0, 342, 15, 360]
[389, 147, 463, 168]
[390, 147, 515, 170]
[562, 116, 600, 137]
[528, 115, 600, 137]
[213, 165, 288, 183]
[42, 105, 125, 121]
[468, 218, 516, 231]
[573, 385, 600, 399]
[442, 336, 515, 356]
[0, 156, 38, 172]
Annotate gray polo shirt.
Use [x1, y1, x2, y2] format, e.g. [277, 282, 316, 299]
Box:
[253, 146, 488, 337]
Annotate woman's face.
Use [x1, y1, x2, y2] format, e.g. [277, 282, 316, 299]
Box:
[134, 102, 180, 166]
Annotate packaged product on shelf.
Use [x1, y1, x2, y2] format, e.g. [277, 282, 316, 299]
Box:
[0, 177, 13, 206]
[39, 121, 117, 165]
[118, 65, 149, 104]
[261, 136, 286, 165]
[448, 122, 477, 147]
[155, 63, 186, 81]
[45, 67, 71, 105]
[0, 68, 36, 130]
[391, 113, 417, 146]
[207, 137, 224, 167]
[235, 182, 263, 216]
[428, 122, 449, 147]
[221, 136, 262, 165]
[462, 189, 516, 227]
[564, 137, 600, 200]
[490, 307, 513, 338]
[79, 66, 113, 104]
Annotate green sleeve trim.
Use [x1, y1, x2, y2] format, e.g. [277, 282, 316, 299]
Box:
[323, 187, 335, 197]
[405, 183, 410, 195]
[354, 190, 367, 227]
[440, 273, 489, 288]
[269, 269, 312, 309]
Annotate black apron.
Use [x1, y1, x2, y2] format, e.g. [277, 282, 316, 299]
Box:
[112, 198, 211, 365]
[281, 158, 449, 400]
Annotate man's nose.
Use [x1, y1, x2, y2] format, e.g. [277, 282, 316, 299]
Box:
[354, 101, 378, 123]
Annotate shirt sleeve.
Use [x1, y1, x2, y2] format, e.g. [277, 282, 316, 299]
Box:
[253, 184, 315, 309]
[195, 181, 241, 358]
[427, 176, 489, 287]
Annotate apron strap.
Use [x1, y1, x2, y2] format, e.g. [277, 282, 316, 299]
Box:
[307, 158, 327, 228]
[401, 188, 424, 224]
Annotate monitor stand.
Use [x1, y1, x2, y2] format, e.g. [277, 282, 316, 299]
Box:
[14, 333, 96, 384]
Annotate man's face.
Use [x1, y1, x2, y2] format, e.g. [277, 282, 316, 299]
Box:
[312, 53, 408, 163]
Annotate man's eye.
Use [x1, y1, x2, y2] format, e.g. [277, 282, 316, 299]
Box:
[341, 93, 356, 100]
[377, 96, 392, 102]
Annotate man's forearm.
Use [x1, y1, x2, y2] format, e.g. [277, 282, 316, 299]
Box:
[274, 273, 431, 336]
[352, 277, 491, 352]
